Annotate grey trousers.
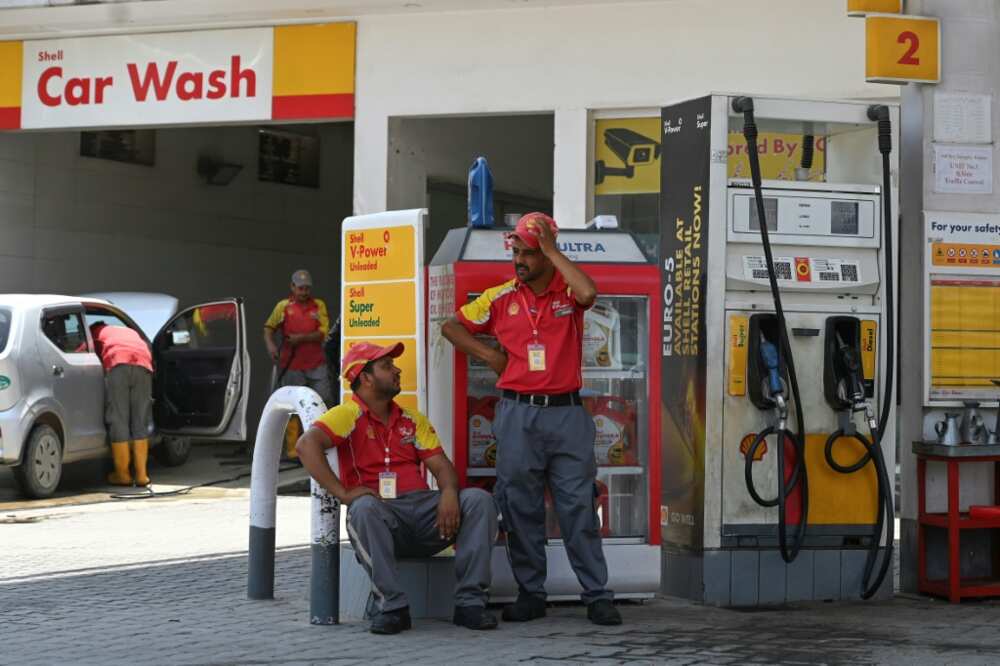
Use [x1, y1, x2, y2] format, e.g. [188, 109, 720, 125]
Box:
[105, 364, 152, 442]
[279, 364, 333, 405]
[346, 488, 498, 612]
[492, 398, 613, 604]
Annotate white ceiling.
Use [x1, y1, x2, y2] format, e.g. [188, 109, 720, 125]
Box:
[0, 0, 670, 39]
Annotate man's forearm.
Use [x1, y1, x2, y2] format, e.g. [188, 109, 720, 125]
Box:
[297, 439, 348, 500]
[442, 320, 496, 364]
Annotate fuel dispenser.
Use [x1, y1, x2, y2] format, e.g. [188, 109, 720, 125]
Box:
[659, 95, 899, 606]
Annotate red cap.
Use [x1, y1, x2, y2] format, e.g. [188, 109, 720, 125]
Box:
[342, 341, 405, 382]
[506, 212, 558, 249]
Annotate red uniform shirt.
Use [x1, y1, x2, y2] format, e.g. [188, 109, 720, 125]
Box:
[457, 271, 588, 394]
[264, 297, 329, 371]
[313, 394, 444, 495]
[92, 325, 153, 373]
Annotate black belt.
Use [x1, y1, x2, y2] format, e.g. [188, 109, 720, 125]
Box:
[502, 389, 582, 407]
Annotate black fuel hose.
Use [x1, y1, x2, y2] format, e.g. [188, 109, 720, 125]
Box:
[733, 96, 809, 563]
[822, 106, 896, 600]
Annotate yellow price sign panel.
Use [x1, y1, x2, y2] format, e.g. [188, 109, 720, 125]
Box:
[341, 336, 418, 391]
[343, 281, 416, 337]
[865, 15, 940, 84]
[728, 315, 749, 396]
[847, 0, 902, 17]
[344, 225, 415, 282]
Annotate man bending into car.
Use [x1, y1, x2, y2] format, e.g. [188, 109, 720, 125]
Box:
[296, 341, 499, 634]
[90, 322, 154, 487]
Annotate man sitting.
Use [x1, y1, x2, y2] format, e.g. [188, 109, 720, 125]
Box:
[295, 341, 499, 634]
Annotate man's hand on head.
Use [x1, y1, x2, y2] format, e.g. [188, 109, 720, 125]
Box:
[529, 217, 558, 257]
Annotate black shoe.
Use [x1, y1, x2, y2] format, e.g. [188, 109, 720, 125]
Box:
[369, 607, 412, 634]
[501, 593, 546, 622]
[453, 605, 499, 630]
[586, 599, 622, 626]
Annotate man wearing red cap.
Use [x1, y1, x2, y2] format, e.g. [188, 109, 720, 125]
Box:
[295, 341, 498, 635]
[264, 269, 332, 458]
[442, 212, 621, 626]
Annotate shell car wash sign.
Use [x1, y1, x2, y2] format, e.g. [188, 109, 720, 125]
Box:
[0, 23, 355, 130]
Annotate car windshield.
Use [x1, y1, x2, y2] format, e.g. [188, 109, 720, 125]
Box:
[0, 308, 10, 353]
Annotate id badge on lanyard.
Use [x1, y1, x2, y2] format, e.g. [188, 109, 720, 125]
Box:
[379, 472, 398, 499]
[519, 292, 546, 372]
[376, 425, 397, 499]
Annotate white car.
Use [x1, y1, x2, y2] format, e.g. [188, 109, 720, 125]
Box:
[0, 294, 250, 498]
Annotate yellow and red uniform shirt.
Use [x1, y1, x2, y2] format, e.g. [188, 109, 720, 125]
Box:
[313, 394, 444, 495]
[92, 325, 153, 373]
[457, 271, 588, 394]
[264, 296, 329, 371]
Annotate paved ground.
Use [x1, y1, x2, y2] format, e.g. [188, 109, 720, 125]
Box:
[0, 441, 310, 510]
[4, 491, 1000, 666]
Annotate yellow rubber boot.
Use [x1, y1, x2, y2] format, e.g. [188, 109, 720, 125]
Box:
[107, 441, 133, 486]
[284, 416, 301, 460]
[132, 439, 150, 487]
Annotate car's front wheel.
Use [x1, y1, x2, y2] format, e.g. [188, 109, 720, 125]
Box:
[153, 435, 191, 467]
[13, 424, 63, 499]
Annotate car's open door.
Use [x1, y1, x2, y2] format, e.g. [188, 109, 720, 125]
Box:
[152, 299, 250, 440]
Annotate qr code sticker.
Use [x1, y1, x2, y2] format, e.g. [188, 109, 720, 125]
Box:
[840, 264, 859, 282]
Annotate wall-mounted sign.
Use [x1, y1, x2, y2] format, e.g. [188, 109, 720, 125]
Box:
[847, 0, 902, 17]
[0, 22, 355, 130]
[934, 93, 992, 144]
[933, 144, 993, 195]
[865, 15, 940, 84]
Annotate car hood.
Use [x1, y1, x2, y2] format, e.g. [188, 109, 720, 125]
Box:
[82, 292, 179, 340]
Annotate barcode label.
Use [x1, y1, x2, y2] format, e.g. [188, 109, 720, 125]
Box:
[818, 272, 840, 282]
[840, 264, 859, 282]
[743, 256, 795, 283]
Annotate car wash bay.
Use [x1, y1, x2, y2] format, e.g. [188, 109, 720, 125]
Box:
[0, 24, 358, 442]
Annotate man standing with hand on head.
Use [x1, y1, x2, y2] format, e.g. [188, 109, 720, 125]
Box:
[442, 212, 622, 626]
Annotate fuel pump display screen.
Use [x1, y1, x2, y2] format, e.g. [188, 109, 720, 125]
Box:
[831, 201, 860, 235]
[748, 197, 778, 231]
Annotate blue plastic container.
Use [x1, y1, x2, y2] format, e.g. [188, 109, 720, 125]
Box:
[467, 156, 494, 228]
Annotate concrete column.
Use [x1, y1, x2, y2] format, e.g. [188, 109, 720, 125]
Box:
[899, 0, 1000, 592]
[553, 107, 590, 229]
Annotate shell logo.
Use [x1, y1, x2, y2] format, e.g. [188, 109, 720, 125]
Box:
[739, 433, 767, 462]
[508, 302, 520, 316]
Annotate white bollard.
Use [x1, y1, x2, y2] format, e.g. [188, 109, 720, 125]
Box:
[247, 386, 329, 601]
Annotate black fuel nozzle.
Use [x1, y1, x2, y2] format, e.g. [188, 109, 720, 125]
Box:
[732, 96, 758, 143]
[835, 331, 866, 405]
[867, 104, 892, 156]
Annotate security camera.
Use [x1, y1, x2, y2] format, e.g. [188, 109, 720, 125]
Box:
[595, 128, 662, 185]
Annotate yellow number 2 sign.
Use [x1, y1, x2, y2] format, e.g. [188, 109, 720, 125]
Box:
[865, 15, 940, 84]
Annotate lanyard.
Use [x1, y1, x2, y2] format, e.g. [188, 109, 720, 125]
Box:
[517, 290, 543, 340]
[372, 417, 392, 472]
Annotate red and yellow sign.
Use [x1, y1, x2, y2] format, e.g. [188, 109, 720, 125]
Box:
[272, 23, 355, 120]
[865, 15, 940, 84]
[794, 257, 812, 282]
[344, 225, 416, 283]
[931, 242, 1000, 268]
[727, 132, 827, 182]
[847, 0, 902, 16]
[0, 23, 354, 130]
